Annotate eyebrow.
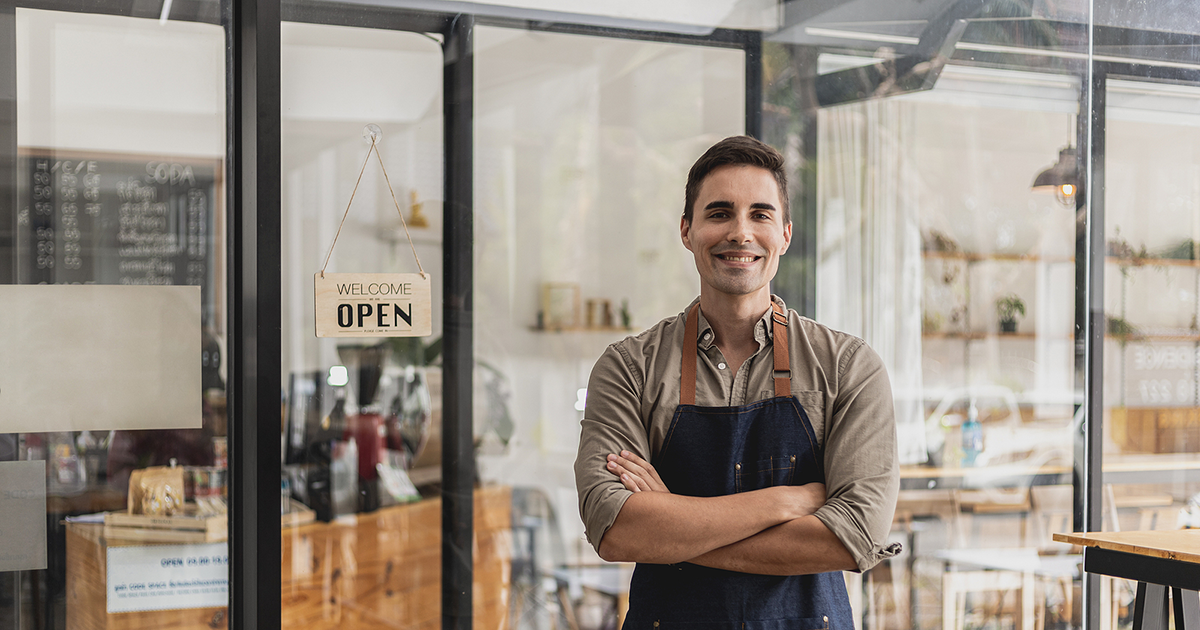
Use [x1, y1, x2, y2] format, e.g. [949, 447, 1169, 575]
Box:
[704, 201, 778, 212]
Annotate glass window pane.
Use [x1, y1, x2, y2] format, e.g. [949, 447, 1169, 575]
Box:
[278, 20, 449, 629]
[774, 7, 1087, 630]
[6, 8, 227, 628]
[1091, 4, 1200, 623]
[473, 25, 745, 626]
[1102, 77, 1200, 527]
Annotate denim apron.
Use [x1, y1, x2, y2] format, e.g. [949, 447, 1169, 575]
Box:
[622, 302, 854, 630]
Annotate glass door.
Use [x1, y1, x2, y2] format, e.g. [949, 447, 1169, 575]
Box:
[3, 7, 229, 629]
[274, 7, 755, 629]
[1100, 73, 1200, 622]
[778, 8, 1090, 630]
[277, 16, 450, 630]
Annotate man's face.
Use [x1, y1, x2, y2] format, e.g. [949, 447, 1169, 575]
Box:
[681, 164, 791, 301]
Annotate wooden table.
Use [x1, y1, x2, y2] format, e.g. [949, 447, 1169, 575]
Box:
[1053, 530, 1200, 630]
[902, 454, 1200, 490]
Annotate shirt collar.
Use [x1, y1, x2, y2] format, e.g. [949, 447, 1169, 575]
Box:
[692, 295, 787, 351]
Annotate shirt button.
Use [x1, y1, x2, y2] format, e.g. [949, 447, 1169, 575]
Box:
[718, 362, 726, 370]
[703, 331, 711, 340]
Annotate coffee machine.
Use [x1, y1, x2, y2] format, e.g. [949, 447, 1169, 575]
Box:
[337, 343, 391, 512]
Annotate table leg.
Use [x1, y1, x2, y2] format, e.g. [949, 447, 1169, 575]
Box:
[1173, 588, 1199, 630]
[1134, 582, 1170, 630]
[907, 529, 918, 630]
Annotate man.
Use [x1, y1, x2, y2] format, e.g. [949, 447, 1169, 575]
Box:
[574, 135, 900, 628]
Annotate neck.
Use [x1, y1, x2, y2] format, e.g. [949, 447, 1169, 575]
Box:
[699, 288, 773, 350]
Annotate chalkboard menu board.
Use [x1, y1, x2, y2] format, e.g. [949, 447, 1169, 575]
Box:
[14, 150, 222, 322]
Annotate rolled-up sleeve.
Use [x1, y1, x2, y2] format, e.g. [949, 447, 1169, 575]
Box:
[812, 340, 902, 572]
[574, 344, 650, 552]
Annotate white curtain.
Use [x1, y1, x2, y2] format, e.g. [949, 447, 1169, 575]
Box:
[817, 99, 926, 465]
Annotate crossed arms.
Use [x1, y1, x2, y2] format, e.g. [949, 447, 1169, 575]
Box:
[577, 332, 900, 575]
[596, 451, 857, 576]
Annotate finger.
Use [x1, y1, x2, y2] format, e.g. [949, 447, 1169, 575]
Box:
[616, 451, 652, 478]
[620, 451, 668, 490]
[623, 473, 651, 492]
[606, 458, 634, 479]
[608, 460, 649, 487]
[619, 450, 649, 466]
[620, 473, 641, 493]
[620, 451, 664, 481]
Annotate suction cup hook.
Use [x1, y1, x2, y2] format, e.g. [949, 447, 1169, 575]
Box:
[363, 124, 382, 144]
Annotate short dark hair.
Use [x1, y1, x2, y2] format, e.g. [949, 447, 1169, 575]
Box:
[683, 135, 789, 224]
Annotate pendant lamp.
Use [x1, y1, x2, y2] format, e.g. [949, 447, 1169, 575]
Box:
[1033, 114, 1080, 204]
[1032, 146, 1079, 205]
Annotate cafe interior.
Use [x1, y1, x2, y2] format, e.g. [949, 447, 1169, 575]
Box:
[3, 0, 1200, 629]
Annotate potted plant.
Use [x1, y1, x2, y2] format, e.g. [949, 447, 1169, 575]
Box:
[996, 294, 1026, 333]
[1106, 315, 1139, 340]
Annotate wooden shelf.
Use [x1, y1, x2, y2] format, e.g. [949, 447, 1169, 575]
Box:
[1106, 333, 1200, 342]
[923, 250, 1074, 263]
[1107, 255, 1200, 268]
[923, 332, 1042, 340]
[531, 325, 634, 333]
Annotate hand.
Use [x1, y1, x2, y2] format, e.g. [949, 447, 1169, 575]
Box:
[606, 450, 670, 493]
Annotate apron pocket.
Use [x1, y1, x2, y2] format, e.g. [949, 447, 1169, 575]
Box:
[651, 623, 740, 630]
[649, 619, 828, 630]
[744, 617, 829, 630]
[734, 455, 796, 493]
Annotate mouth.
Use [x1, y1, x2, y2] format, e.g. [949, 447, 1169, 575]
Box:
[716, 253, 761, 264]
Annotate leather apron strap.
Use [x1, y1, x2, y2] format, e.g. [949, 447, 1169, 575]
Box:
[771, 300, 790, 397]
[681, 304, 700, 406]
[679, 301, 790, 405]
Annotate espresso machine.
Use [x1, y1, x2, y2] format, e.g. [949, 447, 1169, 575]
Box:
[337, 343, 391, 512]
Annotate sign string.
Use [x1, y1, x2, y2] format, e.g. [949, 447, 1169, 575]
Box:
[319, 134, 427, 280]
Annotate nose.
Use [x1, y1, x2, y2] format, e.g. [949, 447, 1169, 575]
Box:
[727, 215, 752, 243]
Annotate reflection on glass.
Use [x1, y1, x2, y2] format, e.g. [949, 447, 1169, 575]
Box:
[1102, 77, 1200, 542]
[472, 27, 745, 630]
[815, 66, 1080, 630]
[279, 21, 465, 630]
[6, 8, 227, 629]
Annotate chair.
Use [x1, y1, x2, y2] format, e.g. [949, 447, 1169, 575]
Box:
[874, 489, 961, 630]
[1136, 506, 1181, 531]
[510, 487, 578, 630]
[939, 488, 1040, 630]
[1029, 485, 1082, 630]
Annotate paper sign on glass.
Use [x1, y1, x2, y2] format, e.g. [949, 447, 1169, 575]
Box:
[0, 285, 201, 433]
[314, 273, 432, 338]
[0, 461, 48, 572]
[106, 542, 228, 613]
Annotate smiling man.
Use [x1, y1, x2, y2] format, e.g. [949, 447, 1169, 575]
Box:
[574, 136, 901, 629]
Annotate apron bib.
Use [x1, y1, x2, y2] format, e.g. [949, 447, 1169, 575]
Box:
[622, 302, 854, 630]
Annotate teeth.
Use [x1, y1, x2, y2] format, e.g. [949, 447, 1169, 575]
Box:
[723, 256, 755, 262]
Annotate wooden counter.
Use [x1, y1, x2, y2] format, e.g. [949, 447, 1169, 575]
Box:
[66, 523, 229, 630]
[281, 485, 512, 630]
[67, 485, 512, 630]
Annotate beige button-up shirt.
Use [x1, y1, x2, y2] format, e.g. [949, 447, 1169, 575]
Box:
[574, 296, 900, 572]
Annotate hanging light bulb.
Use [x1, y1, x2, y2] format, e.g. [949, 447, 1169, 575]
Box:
[1032, 146, 1079, 206]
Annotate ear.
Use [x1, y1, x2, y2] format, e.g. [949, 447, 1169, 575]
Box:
[780, 221, 793, 255]
[680, 216, 694, 252]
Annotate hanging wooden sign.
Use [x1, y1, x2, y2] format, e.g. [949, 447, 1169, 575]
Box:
[315, 272, 431, 338]
[315, 125, 432, 338]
